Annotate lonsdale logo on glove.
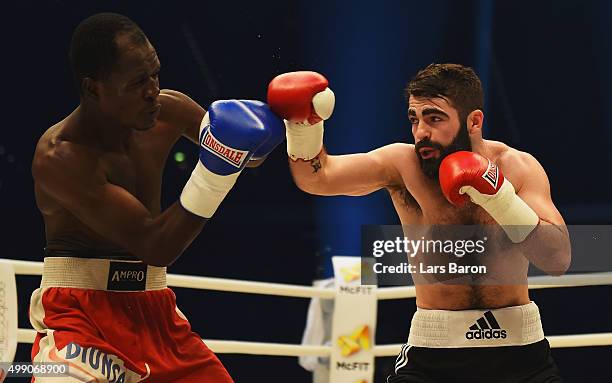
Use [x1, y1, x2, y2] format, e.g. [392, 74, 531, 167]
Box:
[201, 128, 249, 168]
[481, 159, 500, 189]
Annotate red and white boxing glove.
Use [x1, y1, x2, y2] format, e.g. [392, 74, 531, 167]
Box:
[267, 71, 335, 161]
[439, 151, 539, 243]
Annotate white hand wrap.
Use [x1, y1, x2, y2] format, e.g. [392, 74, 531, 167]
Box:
[285, 87, 334, 161]
[180, 162, 240, 218]
[461, 179, 540, 243]
[286, 120, 324, 161]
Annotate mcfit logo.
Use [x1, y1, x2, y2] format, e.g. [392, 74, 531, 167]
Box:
[340, 263, 361, 282]
[465, 311, 507, 340]
[338, 325, 370, 356]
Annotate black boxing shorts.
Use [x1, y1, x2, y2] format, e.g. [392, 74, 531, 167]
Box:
[387, 302, 562, 383]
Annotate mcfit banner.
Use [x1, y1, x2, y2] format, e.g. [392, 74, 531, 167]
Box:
[329, 257, 377, 383]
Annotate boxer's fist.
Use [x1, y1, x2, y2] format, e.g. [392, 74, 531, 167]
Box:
[267, 71, 335, 124]
[181, 100, 282, 217]
[439, 151, 539, 243]
[439, 151, 505, 207]
[267, 71, 335, 161]
[238, 100, 286, 161]
[199, 100, 271, 175]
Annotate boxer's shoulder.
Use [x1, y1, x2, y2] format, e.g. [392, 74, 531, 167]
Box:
[375, 142, 418, 167]
[155, 89, 205, 143]
[487, 141, 543, 189]
[159, 89, 195, 110]
[33, 131, 103, 188]
[373, 143, 420, 191]
[158, 90, 205, 127]
[490, 142, 537, 171]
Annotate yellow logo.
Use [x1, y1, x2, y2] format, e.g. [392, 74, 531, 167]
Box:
[340, 262, 361, 282]
[337, 325, 371, 356]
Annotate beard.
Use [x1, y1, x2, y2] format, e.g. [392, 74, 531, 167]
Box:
[415, 122, 472, 180]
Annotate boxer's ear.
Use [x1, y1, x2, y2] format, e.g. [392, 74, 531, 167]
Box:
[81, 77, 99, 101]
[466, 110, 484, 135]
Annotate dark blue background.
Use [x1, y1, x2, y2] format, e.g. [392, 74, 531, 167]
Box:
[1, 1, 611, 382]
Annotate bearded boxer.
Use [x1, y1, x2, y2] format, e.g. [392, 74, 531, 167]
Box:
[268, 65, 570, 382]
[29, 13, 284, 383]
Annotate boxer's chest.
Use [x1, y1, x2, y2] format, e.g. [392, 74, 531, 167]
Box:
[100, 143, 167, 214]
[421, 195, 495, 225]
[390, 183, 496, 226]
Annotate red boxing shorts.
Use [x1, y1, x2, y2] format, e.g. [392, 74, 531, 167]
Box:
[29, 257, 234, 383]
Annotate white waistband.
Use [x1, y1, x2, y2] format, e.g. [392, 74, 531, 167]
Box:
[407, 302, 544, 348]
[41, 257, 167, 291]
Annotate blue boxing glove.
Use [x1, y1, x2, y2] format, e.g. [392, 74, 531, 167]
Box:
[180, 100, 281, 217]
[238, 100, 286, 160]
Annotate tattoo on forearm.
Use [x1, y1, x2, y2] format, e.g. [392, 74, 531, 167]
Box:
[310, 157, 322, 173]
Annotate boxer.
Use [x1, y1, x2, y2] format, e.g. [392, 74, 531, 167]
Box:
[29, 13, 284, 382]
[268, 65, 570, 382]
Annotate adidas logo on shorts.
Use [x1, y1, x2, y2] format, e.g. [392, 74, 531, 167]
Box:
[465, 311, 507, 340]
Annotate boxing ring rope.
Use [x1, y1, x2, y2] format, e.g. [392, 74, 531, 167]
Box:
[6, 259, 612, 355]
[10, 259, 612, 299]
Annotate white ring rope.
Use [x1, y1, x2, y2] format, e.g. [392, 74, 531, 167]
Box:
[15, 328, 612, 355]
[7, 259, 612, 300]
[6, 259, 612, 356]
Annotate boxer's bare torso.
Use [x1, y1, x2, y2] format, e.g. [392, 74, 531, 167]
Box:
[385, 141, 530, 310]
[33, 90, 202, 257]
[288, 89, 568, 311]
[289, 133, 550, 310]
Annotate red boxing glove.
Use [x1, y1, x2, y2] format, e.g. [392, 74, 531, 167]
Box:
[267, 71, 335, 160]
[268, 71, 334, 124]
[439, 151, 539, 243]
[439, 151, 505, 207]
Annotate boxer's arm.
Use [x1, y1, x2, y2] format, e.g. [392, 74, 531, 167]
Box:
[506, 152, 571, 275]
[289, 143, 406, 196]
[33, 144, 205, 267]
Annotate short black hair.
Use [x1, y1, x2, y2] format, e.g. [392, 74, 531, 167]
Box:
[406, 63, 484, 122]
[69, 13, 147, 92]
